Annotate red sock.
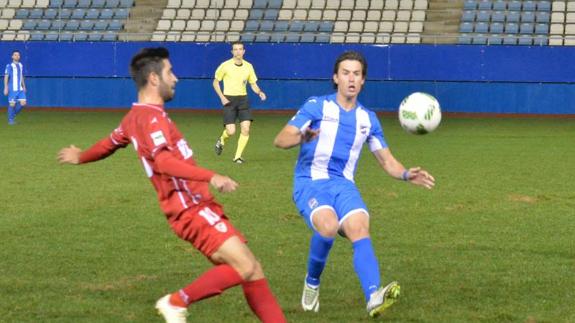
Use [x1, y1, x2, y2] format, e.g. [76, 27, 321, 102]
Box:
[242, 279, 286, 323]
[175, 264, 243, 306]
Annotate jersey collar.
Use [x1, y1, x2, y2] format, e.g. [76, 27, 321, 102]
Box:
[132, 103, 165, 112]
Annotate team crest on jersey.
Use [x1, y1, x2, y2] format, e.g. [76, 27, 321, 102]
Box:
[191, 193, 202, 205]
[215, 222, 228, 233]
[308, 198, 319, 209]
[151, 130, 167, 146]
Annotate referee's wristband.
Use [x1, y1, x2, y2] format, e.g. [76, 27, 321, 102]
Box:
[401, 170, 410, 181]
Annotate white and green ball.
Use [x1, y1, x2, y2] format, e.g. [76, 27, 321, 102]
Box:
[398, 92, 442, 135]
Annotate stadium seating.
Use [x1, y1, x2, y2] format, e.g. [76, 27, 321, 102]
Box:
[152, 0, 429, 43]
[0, 0, 133, 41]
[457, 0, 564, 46]
[0, 0, 573, 45]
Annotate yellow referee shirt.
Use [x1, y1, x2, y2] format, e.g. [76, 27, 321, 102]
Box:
[214, 59, 258, 96]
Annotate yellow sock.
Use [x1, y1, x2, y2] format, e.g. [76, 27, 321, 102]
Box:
[234, 134, 249, 160]
[220, 129, 230, 145]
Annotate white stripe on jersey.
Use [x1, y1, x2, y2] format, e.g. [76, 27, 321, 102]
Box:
[343, 108, 371, 181]
[171, 177, 189, 209]
[181, 179, 200, 205]
[299, 120, 311, 133]
[141, 157, 153, 178]
[110, 134, 120, 146]
[10, 63, 20, 91]
[368, 135, 384, 152]
[311, 100, 339, 180]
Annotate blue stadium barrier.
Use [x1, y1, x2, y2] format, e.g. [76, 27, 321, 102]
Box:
[0, 42, 574, 114]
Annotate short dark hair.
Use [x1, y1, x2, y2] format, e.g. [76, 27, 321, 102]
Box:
[12, 50, 20, 55]
[332, 51, 368, 89]
[231, 41, 244, 48]
[130, 47, 169, 89]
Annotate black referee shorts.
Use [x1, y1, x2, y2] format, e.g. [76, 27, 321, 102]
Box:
[223, 95, 252, 125]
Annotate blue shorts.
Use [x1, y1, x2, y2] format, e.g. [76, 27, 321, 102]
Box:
[8, 90, 26, 103]
[293, 178, 369, 231]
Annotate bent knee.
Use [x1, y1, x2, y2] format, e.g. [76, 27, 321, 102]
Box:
[315, 222, 339, 238]
[341, 214, 371, 241]
[345, 227, 370, 241]
[236, 259, 263, 281]
[313, 214, 339, 238]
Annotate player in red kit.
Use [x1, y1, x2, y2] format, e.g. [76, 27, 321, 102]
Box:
[57, 47, 286, 323]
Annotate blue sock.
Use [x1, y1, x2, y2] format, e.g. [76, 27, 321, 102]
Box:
[306, 232, 334, 287]
[15, 102, 23, 115]
[7, 105, 15, 123]
[352, 238, 381, 301]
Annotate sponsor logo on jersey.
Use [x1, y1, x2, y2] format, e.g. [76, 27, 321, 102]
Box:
[322, 115, 339, 123]
[151, 130, 167, 146]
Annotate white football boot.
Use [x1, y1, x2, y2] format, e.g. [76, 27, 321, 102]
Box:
[301, 281, 320, 312]
[155, 294, 188, 323]
[366, 281, 401, 318]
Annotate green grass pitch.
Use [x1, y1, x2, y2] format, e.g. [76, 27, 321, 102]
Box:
[1, 110, 573, 322]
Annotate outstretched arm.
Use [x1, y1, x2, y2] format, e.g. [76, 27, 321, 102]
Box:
[58, 137, 121, 165]
[372, 148, 435, 189]
[273, 124, 319, 149]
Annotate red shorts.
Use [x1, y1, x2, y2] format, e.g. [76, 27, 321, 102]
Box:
[168, 202, 246, 257]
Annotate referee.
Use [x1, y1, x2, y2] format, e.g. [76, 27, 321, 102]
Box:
[213, 41, 266, 164]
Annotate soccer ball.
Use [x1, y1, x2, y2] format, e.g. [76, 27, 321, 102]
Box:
[398, 92, 442, 135]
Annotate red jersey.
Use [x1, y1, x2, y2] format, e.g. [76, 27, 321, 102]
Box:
[84, 103, 216, 218]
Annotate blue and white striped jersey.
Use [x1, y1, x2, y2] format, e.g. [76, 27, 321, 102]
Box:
[5, 62, 24, 92]
[288, 93, 388, 183]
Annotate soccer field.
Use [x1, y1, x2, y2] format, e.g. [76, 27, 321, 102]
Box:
[1, 110, 573, 322]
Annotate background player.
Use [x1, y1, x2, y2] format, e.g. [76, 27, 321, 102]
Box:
[212, 41, 266, 164]
[4, 50, 27, 125]
[274, 51, 435, 318]
[58, 47, 285, 323]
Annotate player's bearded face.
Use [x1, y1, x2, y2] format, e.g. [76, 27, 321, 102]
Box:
[334, 60, 365, 99]
[159, 60, 178, 102]
[159, 78, 174, 102]
[12, 52, 20, 62]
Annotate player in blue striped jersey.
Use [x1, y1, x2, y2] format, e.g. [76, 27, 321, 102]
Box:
[4, 50, 27, 125]
[274, 51, 435, 318]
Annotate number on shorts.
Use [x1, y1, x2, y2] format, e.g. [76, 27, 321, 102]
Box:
[199, 207, 221, 226]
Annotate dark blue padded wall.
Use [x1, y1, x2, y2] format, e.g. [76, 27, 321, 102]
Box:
[1, 42, 574, 114]
[10, 42, 575, 81]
